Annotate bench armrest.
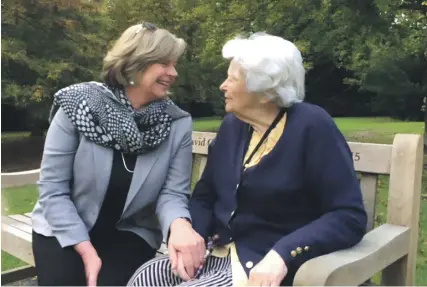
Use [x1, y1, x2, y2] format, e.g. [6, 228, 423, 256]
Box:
[293, 224, 410, 286]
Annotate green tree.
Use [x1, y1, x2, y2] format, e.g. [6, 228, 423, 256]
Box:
[1, 0, 109, 134]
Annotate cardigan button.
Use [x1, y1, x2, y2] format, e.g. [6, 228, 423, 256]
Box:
[245, 261, 254, 269]
[291, 250, 297, 257]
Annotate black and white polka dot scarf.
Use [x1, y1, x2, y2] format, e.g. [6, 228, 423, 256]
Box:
[49, 81, 174, 154]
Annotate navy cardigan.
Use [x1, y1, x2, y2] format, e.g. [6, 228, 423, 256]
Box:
[189, 102, 367, 284]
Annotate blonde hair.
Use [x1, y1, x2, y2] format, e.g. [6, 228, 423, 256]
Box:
[102, 23, 186, 86]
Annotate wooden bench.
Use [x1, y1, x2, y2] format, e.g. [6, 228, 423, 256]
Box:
[2, 132, 423, 285]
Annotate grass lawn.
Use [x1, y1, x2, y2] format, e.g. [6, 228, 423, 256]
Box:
[1, 131, 31, 143]
[2, 116, 426, 284]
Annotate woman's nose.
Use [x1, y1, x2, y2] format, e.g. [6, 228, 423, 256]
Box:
[168, 65, 178, 77]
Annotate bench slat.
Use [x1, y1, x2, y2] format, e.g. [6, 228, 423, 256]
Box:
[1, 223, 34, 266]
[360, 174, 378, 231]
[9, 214, 32, 226]
[157, 242, 168, 255]
[192, 132, 216, 155]
[348, 142, 392, 175]
[2, 216, 33, 234]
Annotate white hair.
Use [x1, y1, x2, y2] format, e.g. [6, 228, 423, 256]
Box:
[222, 32, 305, 107]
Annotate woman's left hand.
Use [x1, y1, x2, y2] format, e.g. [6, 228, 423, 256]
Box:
[247, 250, 288, 286]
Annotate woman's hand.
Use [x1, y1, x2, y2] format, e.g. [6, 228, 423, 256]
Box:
[173, 252, 192, 281]
[168, 218, 205, 280]
[74, 241, 102, 286]
[247, 250, 288, 286]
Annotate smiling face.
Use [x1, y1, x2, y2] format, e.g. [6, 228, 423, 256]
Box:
[136, 61, 178, 100]
[219, 60, 261, 114]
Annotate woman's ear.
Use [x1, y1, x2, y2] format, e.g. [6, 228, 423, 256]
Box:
[257, 92, 274, 105]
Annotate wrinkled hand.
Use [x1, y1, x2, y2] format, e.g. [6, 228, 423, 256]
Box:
[168, 218, 205, 280]
[74, 241, 102, 286]
[247, 250, 287, 286]
[174, 252, 191, 281]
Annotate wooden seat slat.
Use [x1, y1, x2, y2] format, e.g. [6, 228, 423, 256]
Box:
[1, 223, 34, 266]
[2, 216, 33, 234]
[360, 173, 379, 232]
[9, 214, 32, 226]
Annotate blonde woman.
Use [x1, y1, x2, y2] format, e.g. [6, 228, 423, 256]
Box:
[31, 23, 205, 286]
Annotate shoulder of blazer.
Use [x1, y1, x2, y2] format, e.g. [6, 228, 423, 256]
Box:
[165, 104, 191, 120]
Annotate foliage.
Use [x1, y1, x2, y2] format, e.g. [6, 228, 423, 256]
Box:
[1, 0, 426, 129]
[1, 0, 110, 133]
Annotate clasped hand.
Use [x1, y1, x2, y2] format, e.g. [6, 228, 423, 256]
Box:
[167, 218, 206, 281]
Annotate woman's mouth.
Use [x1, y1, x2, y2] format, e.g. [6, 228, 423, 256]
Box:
[156, 80, 171, 87]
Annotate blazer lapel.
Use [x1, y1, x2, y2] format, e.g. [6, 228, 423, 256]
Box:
[123, 149, 160, 213]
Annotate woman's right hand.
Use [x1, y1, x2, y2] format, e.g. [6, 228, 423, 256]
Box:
[74, 241, 102, 286]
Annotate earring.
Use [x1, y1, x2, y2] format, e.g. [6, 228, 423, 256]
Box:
[129, 80, 135, 86]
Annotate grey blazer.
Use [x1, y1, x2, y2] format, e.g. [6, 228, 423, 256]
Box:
[32, 104, 193, 250]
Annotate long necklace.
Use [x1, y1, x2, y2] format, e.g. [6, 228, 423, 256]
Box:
[121, 153, 134, 173]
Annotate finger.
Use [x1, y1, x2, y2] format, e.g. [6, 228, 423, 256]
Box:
[201, 251, 207, 266]
[177, 254, 191, 281]
[197, 239, 206, 267]
[168, 246, 178, 271]
[191, 242, 203, 270]
[181, 252, 195, 278]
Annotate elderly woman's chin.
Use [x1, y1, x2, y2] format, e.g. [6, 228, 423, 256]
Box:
[224, 96, 238, 112]
[224, 101, 234, 113]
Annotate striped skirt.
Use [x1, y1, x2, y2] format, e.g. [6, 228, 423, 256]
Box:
[127, 254, 233, 287]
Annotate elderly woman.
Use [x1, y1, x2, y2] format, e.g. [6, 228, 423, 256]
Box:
[31, 22, 205, 286]
[127, 32, 367, 286]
